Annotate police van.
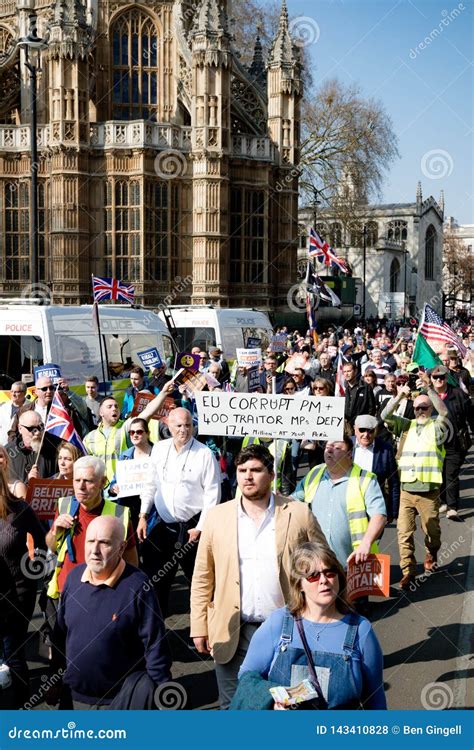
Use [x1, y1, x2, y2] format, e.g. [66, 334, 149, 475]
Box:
[0, 302, 175, 387]
[159, 306, 274, 360]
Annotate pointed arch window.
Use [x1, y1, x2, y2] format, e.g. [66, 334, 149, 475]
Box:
[425, 224, 436, 280]
[366, 221, 378, 248]
[111, 11, 159, 121]
[387, 220, 408, 242]
[390, 257, 400, 293]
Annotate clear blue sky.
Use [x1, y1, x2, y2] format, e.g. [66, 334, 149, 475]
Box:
[285, 0, 473, 223]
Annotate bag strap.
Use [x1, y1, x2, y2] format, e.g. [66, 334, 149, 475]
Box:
[65, 497, 81, 563]
[295, 617, 325, 703]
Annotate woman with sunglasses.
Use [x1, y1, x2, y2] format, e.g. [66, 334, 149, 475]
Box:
[108, 418, 153, 528]
[237, 542, 386, 709]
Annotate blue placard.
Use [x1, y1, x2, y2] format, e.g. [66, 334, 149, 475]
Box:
[246, 336, 262, 348]
[247, 365, 262, 392]
[0, 710, 470, 750]
[137, 347, 163, 371]
[34, 363, 61, 384]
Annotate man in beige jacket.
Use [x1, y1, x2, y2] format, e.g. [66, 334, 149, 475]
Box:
[190, 443, 327, 709]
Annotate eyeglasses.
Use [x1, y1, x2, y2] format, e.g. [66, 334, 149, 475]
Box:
[431, 375, 446, 381]
[305, 569, 338, 583]
[312, 386, 327, 392]
[414, 405, 430, 412]
[38, 385, 55, 392]
[358, 428, 375, 434]
[19, 423, 44, 433]
[129, 429, 145, 436]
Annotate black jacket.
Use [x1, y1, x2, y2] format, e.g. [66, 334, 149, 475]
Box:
[433, 385, 474, 452]
[344, 381, 376, 426]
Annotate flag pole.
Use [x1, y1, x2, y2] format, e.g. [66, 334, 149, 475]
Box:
[91, 276, 110, 395]
[34, 383, 58, 467]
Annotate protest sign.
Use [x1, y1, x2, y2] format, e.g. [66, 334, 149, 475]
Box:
[34, 364, 61, 384]
[177, 368, 208, 394]
[247, 366, 262, 392]
[397, 327, 412, 341]
[246, 336, 262, 348]
[131, 392, 159, 419]
[269, 334, 287, 353]
[26, 479, 74, 522]
[175, 352, 200, 372]
[155, 395, 176, 424]
[236, 348, 262, 368]
[137, 347, 162, 371]
[346, 554, 390, 601]
[115, 458, 153, 499]
[194, 392, 344, 441]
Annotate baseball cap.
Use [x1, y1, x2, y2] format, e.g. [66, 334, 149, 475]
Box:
[341, 343, 353, 355]
[354, 415, 378, 430]
[406, 362, 419, 373]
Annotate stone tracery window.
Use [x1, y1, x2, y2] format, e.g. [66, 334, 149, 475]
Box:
[387, 220, 407, 242]
[230, 188, 266, 283]
[103, 180, 141, 280]
[425, 224, 436, 280]
[111, 10, 159, 121]
[4, 182, 30, 280]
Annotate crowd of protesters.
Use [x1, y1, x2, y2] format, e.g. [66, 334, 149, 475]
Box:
[0, 314, 473, 710]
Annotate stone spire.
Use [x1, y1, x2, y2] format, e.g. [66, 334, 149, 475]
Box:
[248, 32, 266, 86]
[192, 0, 228, 40]
[438, 189, 445, 214]
[416, 181, 422, 212]
[47, 0, 91, 58]
[268, 0, 297, 67]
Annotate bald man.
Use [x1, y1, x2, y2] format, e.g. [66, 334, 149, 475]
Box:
[138, 407, 221, 615]
[52, 515, 171, 709]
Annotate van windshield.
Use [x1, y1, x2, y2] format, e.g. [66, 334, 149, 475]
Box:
[0, 335, 44, 387]
[174, 327, 216, 353]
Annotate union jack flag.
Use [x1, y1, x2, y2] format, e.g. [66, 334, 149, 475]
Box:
[92, 276, 135, 303]
[334, 353, 346, 397]
[308, 228, 350, 275]
[45, 391, 86, 453]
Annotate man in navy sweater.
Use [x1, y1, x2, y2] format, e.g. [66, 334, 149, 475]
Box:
[53, 516, 171, 709]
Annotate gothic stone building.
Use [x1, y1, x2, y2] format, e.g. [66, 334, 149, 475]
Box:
[298, 182, 445, 321]
[0, 0, 301, 308]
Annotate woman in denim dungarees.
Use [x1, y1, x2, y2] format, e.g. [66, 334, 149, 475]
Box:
[239, 543, 387, 709]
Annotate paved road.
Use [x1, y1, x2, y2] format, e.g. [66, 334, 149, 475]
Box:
[24, 449, 473, 710]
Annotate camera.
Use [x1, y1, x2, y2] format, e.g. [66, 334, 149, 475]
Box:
[408, 373, 418, 390]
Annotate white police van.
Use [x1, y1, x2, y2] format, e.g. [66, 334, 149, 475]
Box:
[159, 306, 274, 360]
[0, 302, 175, 387]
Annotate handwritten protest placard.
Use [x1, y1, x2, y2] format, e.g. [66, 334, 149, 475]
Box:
[115, 458, 153, 498]
[26, 479, 74, 522]
[236, 348, 262, 368]
[346, 554, 390, 601]
[194, 392, 344, 441]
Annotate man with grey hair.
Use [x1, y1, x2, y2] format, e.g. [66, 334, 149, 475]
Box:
[0, 381, 28, 445]
[138, 407, 221, 615]
[52, 516, 171, 709]
[6, 409, 55, 483]
[46, 456, 138, 600]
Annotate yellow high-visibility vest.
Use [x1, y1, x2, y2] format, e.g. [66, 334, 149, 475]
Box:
[303, 464, 379, 553]
[398, 420, 445, 485]
[84, 422, 129, 482]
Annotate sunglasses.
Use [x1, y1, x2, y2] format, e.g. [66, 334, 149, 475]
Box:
[129, 429, 145, 436]
[306, 569, 338, 583]
[312, 386, 327, 392]
[414, 405, 430, 412]
[431, 375, 446, 381]
[20, 423, 44, 433]
[358, 428, 375, 434]
[38, 385, 55, 392]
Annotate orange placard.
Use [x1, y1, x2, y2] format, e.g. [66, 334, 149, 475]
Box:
[346, 554, 390, 601]
[131, 392, 157, 418]
[26, 478, 74, 522]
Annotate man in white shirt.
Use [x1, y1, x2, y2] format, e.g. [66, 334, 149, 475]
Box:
[190, 443, 326, 709]
[0, 381, 28, 445]
[34, 376, 56, 423]
[138, 407, 221, 615]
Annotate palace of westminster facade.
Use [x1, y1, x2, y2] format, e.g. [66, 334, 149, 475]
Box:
[0, 0, 301, 308]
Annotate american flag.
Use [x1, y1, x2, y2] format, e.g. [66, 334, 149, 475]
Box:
[92, 276, 135, 303]
[45, 391, 86, 453]
[419, 304, 467, 357]
[308, 228, 349, 274]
